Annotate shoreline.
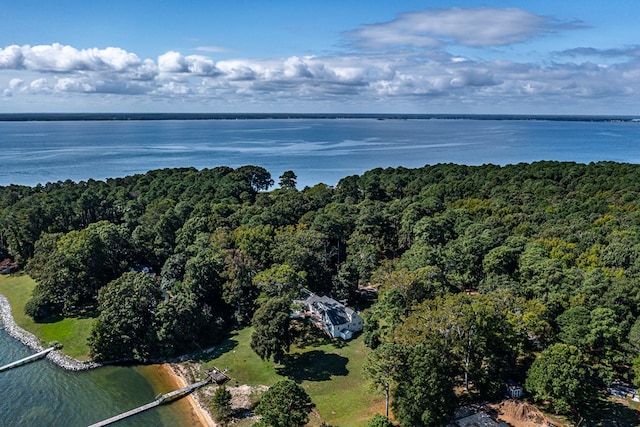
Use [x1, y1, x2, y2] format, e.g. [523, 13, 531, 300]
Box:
[0, 292, 217, 426]
[0, 293, 101, 370]
[163, 363, 217, 427]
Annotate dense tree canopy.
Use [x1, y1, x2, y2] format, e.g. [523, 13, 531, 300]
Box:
[89, 272, 162, 361]
[3, 161, 640, 423]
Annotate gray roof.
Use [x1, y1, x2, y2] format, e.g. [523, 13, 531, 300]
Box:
[304, 293, 354, 326]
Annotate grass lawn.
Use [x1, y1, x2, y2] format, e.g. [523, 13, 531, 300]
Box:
[0, 274, 95, 360]
[199, 326, 386, 426]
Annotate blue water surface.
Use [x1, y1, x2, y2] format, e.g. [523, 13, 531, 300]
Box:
[1, 118, 638, 188]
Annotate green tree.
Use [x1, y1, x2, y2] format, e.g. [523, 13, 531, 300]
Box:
[253, 263, 306, 301]
[556, 306, 591, 349]
[397, 292, 541, 397]
[89, 272, 162, 361]
[25, 221, 131, 319]
[231, 165, 274, 195]
[392, 344, 456, 427]
[155, 290, 222, 356]
[250, 297, 291, 363]
[362, 343, 404, 419]
[131, 198, 181, 268]
[255, 379, 313, 427]
[223, 248, 259, 324]
[272, 226, 331, 294]
[278, 170, 297, 190]
[211, 386, 233, 426]
[628, 317, 640, 352]
[525, 343, 595, 417]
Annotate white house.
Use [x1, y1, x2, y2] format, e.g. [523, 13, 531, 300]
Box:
[299, 292, 363, 340]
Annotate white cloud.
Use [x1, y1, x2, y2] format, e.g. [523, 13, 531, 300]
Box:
[55, 77, 95, 93]
[9, 78, 24, 89]
[195, 45, 232, 53]
[216, 60, 257, 81]
[29, 78, 51, 92]
[0, 45, 23, 69]
[283, 56, 314, 78]
[0, 43, 144, 73]
[0, 7, 637, 113]
[157, 51, 220, 76]
[346, 8, 580, 49]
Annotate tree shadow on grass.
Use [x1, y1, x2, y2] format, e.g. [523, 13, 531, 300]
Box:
[276, 350, 349, 382]
[581, 396, 640, 426]
[191, 331, 239, 363]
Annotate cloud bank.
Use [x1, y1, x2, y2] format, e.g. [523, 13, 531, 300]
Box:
[344, 7, 577, 49]
[1, 7, 638, 113]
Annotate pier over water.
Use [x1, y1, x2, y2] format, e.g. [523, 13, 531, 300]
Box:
[88, 368, 230, 427]
[0, 347, 54, 372]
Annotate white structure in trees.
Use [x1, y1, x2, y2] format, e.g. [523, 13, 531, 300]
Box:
[299, 292, 363, 340]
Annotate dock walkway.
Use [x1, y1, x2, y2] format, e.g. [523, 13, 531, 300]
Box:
[0, 347, 55, 372]
[87, 378, 212, 427]
[87, 366, 229, 427]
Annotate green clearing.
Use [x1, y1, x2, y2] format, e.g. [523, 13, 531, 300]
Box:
[198, 326, 385, 426]
[0, 274, 94, 360]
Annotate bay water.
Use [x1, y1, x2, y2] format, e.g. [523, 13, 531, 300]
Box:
[1, 117, 640, 425]
[1, 118, 639, 189]
[0, 328, 198, 426]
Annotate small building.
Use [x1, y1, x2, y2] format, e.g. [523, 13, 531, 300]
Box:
[298, 291, 363, 340]
[506, 381, 524, 399]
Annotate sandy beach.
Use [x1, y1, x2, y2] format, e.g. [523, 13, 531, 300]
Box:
[161, 363, 217, 427]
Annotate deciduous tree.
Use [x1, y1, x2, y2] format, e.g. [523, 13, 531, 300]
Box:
[255, 379, 313, 427]
[525, 343, 595, 417]
[392, 344, 456, 427]
[89, 272, 162, 361]
[250, 297, 291, 363]
[362, 343, 404, 419]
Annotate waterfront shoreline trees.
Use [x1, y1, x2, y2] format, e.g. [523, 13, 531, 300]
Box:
[3, 161, 640, 424]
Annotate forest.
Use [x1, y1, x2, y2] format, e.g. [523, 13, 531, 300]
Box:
[2, 160, 640, 425]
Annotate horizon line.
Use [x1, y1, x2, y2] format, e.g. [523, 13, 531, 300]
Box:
[1, 112, 639, 122]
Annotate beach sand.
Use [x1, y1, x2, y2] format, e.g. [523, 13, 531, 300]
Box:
[143, 363, 217, 427]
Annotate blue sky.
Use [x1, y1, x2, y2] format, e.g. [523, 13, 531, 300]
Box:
[1, 0, 639, 114]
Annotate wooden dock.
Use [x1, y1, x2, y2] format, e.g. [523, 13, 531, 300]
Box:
[87, 366, 230, 427]
[87, 378, 212, 427]
[0, 347, 55, 372]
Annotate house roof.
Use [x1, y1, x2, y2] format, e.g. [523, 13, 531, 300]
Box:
[326, 307, 350, 326]
[303, 293, 355, 326]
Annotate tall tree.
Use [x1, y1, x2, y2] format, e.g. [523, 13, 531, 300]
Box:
[525, 343, 595, 418]
[253, 263, 306, 301]
[362, 343, 404, 419]
[392, 344, 456, 427]
[278, 170, 298, 190]
[250, 297, 291, 363]
[255, 379, 313, 427]
[89, 272, 162, 361]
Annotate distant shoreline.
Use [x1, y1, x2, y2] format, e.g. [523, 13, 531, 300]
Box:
[0, 112, 638, 122]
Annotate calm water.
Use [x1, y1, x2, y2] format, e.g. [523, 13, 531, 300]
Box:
[0, 328, 198, 427]
[1, 117, 640, 425]
[1, 118, 639, 188]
